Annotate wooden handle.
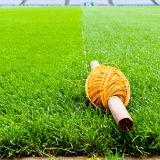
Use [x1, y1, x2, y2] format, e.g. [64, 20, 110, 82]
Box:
[90, 60, 133, 132]
[108, 97, 133, 132]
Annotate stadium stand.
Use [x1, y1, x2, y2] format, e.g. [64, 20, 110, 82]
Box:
[112, 0, 155, 6]
[69, 0, 109, 6]
[69, 0, 83, 6]
[95, 0, 109, 6]
[0, 0, 158, 6]
[24, 0, 65, 6]
[153, 0, 160, 5]
[0, 0, 22, 6]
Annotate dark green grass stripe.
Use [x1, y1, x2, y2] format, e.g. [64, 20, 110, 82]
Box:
[0, 7, 87, 158]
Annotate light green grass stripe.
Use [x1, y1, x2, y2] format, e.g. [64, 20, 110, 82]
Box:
[82, 6, 160, 155]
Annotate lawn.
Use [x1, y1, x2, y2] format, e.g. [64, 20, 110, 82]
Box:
[0, 6, 160, 158]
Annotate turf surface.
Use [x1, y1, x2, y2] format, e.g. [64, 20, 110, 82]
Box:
[0, 6, 160, 158]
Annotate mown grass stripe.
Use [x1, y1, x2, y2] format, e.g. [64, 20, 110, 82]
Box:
[0, 6, 160, 158]
[82, 6, 160, 155]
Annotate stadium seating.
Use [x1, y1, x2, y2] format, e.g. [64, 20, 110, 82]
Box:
[68, 0, 80, 6]
[94, 0, 109, 6]
[24, 0, 65, 6]
[0, 0, 158, 6]
[0, 0, 22, 6]
[112, 0, 155, 6]
[69, 0, 109, 6]
[155, 0, 160, 4]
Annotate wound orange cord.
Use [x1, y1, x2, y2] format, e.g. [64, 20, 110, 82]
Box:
[85, 65, 130, 110]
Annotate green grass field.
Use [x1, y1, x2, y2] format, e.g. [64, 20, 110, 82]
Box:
[0, 6, 160, 158]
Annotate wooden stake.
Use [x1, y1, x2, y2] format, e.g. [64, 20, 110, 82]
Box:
[90, 60, 133, 132]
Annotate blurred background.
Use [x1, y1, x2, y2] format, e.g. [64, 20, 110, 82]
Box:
[0, 0, 159, 6]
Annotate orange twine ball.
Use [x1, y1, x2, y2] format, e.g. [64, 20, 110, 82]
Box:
[85, 65, 130, 110]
